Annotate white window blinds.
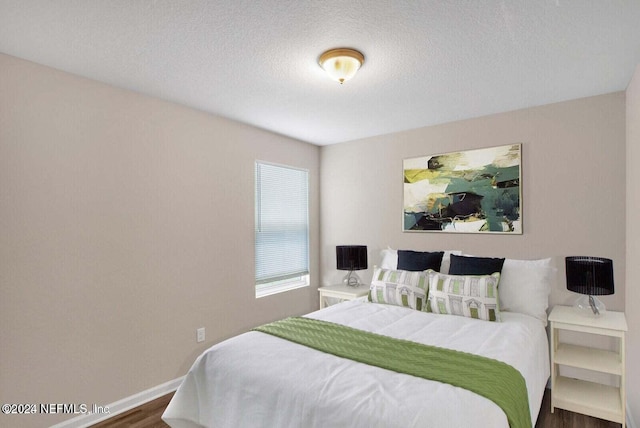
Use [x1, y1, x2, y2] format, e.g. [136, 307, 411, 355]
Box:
[255, 162, 309, 290]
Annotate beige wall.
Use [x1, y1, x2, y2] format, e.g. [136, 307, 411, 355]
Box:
[320, 92, 626, 312]
[0, 53, 320, 427]
[626, 64, 640, 427]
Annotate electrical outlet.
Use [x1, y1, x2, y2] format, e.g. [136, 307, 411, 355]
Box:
[196, 327, 205, 343]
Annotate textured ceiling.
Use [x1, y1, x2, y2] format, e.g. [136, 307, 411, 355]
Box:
[1, 1, 639, 145]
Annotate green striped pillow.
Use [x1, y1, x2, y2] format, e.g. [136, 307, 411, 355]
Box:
[369, 268, 429, 311]
[425, 270, 501, 322]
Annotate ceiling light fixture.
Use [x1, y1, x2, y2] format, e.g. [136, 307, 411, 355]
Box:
[318, 48, 364, 84]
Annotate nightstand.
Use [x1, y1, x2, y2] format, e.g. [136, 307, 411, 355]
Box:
[549, 305, 627, 427]
[318, 284, 369, 309]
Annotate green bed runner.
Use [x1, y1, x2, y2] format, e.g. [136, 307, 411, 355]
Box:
[254, 317, 531, 428]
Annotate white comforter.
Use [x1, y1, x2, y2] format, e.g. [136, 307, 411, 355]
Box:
[163, 300, 550, 428]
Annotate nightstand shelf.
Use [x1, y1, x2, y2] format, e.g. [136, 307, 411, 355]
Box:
[554, 343, 622, 375]
[549, 305, 627, 427]
[318, 284, 369, 309]
[553, 376, 622, 423]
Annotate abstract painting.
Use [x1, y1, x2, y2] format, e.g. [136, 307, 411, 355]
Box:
[403, 144, 522, 234]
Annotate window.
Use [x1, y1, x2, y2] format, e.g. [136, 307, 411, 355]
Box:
[255, 161, 309, 297]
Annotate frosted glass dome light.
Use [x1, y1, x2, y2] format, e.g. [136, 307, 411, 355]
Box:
[319, 48, 365, 84]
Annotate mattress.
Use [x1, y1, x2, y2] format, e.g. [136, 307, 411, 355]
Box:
[163, 299, 550, 428]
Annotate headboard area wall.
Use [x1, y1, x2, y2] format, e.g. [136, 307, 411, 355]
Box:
[320, 92, 626, 312]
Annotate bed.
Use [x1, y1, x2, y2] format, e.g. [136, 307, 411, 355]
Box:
[163, 253, 553, 428]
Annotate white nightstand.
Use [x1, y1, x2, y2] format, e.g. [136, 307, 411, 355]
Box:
[318, 284, 369, 309]
[549, 305, 627, 427]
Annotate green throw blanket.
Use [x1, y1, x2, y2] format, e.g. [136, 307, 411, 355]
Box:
[254, 317, 531, 428]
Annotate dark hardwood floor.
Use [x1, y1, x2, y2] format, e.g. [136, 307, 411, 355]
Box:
[90, 389, 621, 427]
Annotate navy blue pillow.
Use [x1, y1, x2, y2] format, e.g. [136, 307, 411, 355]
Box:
[397, 250, 444, 272]
[448, 254, 505, 275]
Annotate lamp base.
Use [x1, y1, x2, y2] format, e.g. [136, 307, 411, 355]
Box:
[574, 294, 606, 317]
[343, 270, 362, 287]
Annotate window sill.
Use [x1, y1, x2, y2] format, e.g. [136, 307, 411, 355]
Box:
[256, 276, 309, 298]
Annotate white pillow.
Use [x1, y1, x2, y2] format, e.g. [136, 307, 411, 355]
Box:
[379, 247, 461, 273]
[379, 247, 398, 269]
[494, 257, 554, 325]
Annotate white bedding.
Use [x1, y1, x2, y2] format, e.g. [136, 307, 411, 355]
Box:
[163, 300, 550, 428]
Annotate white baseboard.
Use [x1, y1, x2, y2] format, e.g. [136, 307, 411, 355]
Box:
[628, 402, 638, 428]
[49, 376, 184, 428]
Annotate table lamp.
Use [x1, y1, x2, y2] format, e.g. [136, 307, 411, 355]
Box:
[336, 245, 368, 287]
[565, 256, 614, 316]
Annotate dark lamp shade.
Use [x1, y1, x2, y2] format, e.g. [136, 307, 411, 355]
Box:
[336, 245, 368, 271]
[565, 256, 614, 296]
